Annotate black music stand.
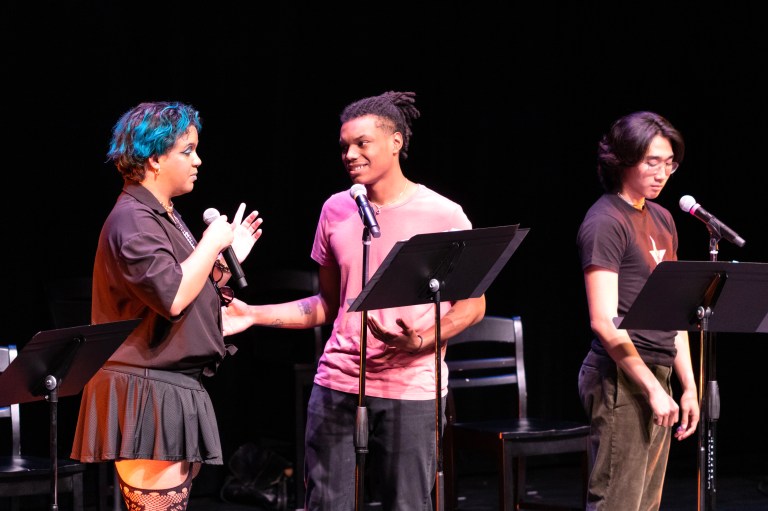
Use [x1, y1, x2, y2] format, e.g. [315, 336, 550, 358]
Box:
[348, 224, 529, 511]
[0, 319, 140, 511]
[616, 260, 768, 511]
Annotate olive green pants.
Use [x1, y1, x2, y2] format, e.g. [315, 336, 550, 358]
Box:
[578, 351, 673, 511]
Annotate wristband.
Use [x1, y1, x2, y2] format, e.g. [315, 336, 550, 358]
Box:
[410, 334, 424, 354]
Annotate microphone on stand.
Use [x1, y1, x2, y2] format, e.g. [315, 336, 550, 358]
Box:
[349, 184, 381, 238]
[203, 208, 248, 288]
[679, 195, 745, 247]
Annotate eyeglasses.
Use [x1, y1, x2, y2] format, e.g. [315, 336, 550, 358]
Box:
[214, 281, 234, 306]
[642, 158, 679, 176]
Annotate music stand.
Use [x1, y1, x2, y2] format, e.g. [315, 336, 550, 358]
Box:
[348, 224, 529, 511]
[616, 260, 768, 511]
[0, 319, 140, 511]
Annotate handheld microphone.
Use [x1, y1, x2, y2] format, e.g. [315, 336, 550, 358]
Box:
[679, 195, 745, 247]
[203, 208, 248, 288]
[349, 184, 381, 238]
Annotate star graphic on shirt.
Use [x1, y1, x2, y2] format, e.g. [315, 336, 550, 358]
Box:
[649, 236, 666, 265]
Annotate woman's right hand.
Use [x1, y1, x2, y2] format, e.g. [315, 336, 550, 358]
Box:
[202, 213, 235, 254]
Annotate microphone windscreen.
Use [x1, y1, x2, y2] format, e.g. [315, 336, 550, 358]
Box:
[679, 195, 696, 213]
[349, 184, 366, 199]
[203, 207, 221, 225]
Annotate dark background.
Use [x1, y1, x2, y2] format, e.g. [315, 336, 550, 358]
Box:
[3, 0, 766, 493]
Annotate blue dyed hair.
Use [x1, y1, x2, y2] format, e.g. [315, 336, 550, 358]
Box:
[107, 101, 202, 182]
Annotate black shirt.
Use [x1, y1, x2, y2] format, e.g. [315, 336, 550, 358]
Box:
[92, 182, 235, 376]
[577, 193, 679, 366]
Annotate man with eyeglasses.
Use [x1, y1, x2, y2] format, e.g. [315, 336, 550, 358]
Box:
[576, 111, 700, 510]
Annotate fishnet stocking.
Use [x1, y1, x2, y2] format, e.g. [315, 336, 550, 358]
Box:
[117, 470, 193, 511]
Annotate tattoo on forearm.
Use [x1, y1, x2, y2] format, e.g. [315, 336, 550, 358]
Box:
[298, 300, 312, 316]
[269, 300, 314, 329]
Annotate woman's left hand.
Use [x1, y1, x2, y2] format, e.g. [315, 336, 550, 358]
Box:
[230, 202, 264, 262]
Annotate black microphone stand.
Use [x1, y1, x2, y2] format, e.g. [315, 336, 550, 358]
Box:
[697, 229, 722, 511]
[354, 226, 372, 511]
[428, 278, 445, 511]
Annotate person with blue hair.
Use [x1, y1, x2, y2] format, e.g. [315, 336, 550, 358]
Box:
[70, 101, 263, 510]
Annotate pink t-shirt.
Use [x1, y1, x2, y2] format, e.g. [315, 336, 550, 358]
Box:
[311, 184, 472, 400]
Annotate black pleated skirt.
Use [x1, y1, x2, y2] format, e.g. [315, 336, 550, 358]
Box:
[70, 363, 223, 464]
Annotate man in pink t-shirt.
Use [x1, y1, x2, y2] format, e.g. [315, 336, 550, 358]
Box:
[223, 91, 485, 510]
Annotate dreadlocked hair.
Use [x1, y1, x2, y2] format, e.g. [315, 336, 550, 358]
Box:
[340, 91, 421, 160]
